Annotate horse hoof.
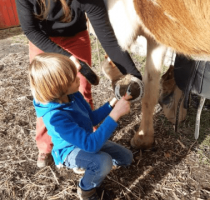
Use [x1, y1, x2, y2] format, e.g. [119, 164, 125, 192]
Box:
[113, 74, 144, 102]
[130, 136, 154, 150]
[130, 137, 139, 149]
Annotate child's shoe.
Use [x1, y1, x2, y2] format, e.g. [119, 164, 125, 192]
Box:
[37, 153, 53, 168]
[73, 167, 85, 174]
[77, 186, 100, 200]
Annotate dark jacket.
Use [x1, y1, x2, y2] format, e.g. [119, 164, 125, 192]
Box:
[15, 0, 142, 78]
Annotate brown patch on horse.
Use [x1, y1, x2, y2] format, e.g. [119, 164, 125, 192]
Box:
[159, 65, 187, 124]
[101, 55, 123, 82]
[159, 65, 176, 104]
[105, 54, 116, 68]
[133, 0, 210, 56]
[148, 73, 153, 82]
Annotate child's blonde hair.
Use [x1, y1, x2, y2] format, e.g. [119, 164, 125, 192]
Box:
[29, 53, 77, 103]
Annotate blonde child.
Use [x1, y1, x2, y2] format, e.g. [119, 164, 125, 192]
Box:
[29, 53, 133, 200]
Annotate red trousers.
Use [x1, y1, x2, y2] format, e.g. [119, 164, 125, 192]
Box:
[29, 30, 94, 153]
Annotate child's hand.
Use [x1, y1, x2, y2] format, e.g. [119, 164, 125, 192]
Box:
[109, 94, 132, 121]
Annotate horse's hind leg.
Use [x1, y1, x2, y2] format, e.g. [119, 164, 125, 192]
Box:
[131, 38, 167, 149]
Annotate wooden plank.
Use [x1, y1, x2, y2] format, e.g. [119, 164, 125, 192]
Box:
[8, 0, 17, 26]
[2, 0, 12, 27]
[10, 0, 20, 25]
[0, 5, 5, 28]
[0, 0, 20, 29]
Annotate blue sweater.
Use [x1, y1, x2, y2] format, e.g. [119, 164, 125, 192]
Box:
[34, 92, 118, 165]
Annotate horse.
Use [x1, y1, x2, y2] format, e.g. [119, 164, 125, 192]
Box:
[105, 0, 210, 149]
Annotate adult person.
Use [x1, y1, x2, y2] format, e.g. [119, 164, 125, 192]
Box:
[15, 0, 142, 168]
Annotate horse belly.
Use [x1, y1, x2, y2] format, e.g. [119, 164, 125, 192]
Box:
[107, 0, 148, 51]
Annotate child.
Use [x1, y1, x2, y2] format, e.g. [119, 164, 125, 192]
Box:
[29, 53, 133, 200]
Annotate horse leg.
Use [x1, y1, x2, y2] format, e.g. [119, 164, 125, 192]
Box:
[131, 38, 167, 149]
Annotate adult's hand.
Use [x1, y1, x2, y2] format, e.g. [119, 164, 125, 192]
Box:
[70, 56, 99, 85]
[70, 55, 81, 71]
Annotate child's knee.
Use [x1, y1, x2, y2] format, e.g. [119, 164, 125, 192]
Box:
[116, 148, 133, 166]
[126, 149, 133, 165]
[96, 152, 112, 176]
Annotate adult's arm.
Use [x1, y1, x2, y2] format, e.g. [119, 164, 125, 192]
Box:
[15, 0, 71, 57]
[80, 0, 142, 79]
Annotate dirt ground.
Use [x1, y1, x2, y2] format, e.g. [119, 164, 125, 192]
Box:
[0, 27, 210, 200]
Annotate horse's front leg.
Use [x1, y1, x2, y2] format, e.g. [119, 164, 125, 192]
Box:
[131, 38, 167, 149]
